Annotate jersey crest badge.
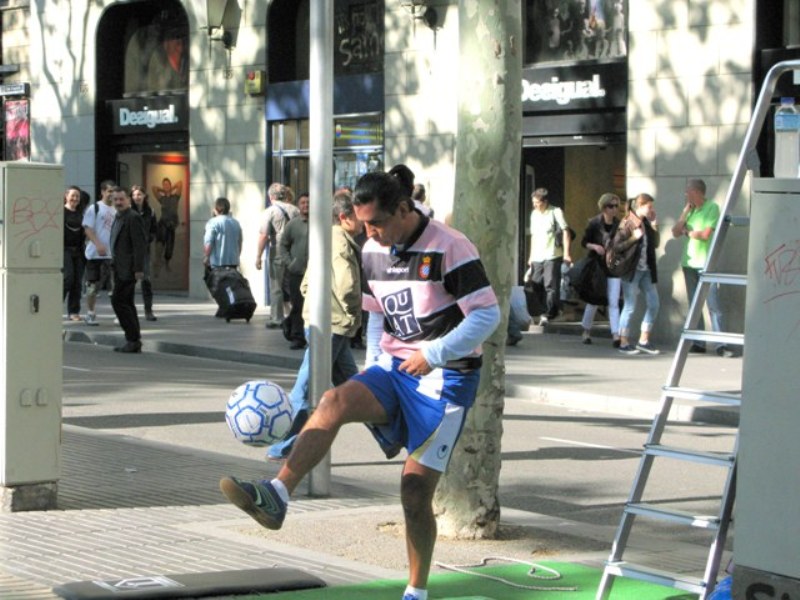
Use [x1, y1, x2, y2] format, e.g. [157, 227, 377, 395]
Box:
[418, 255, 432, 280]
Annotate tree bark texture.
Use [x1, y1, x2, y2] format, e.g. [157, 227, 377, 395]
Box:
[433, 0, 522, 539]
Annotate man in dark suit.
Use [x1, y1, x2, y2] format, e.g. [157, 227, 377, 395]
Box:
[110, 186, 147, 353]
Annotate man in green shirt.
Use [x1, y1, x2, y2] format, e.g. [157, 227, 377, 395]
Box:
[671, 179, 733, 357]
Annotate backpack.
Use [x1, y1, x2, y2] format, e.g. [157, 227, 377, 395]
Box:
[605, 219, 640, 278]
[552, 209, 576, 249]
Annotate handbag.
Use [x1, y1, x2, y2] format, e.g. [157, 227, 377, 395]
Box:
[570, 256, 608, 306]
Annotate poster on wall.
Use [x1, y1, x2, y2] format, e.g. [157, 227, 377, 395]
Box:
[123, 7, 188, 95]
[527, 0, 627, 64]
[144, 154, 189, 291]
[5, 99, 30, 161]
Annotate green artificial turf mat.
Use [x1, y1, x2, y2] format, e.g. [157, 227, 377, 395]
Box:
[239, 561, 698, 599]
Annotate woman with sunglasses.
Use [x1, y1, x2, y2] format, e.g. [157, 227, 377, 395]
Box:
[579, 193, 622, 346]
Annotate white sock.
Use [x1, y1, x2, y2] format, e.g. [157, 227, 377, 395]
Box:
[269, 478, 290, 504]
[403, 585, 427, 600]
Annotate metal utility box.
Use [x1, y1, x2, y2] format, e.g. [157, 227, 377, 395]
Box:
[0, 162, 64, 491]
[735, 178, 800, 597]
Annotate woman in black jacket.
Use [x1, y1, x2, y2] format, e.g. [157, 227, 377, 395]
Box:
[580, 193, 622, 346]
[131, 184, 158, 321]
[63, 185, 86, 321]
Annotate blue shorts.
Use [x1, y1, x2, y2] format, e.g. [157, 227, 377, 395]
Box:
[352, 354, 481, 472]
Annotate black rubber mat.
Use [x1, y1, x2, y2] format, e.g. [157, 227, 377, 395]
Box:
[52, 567, 326, 599]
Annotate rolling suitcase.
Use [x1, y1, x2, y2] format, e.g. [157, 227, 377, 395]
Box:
[205, 267, 257, 322]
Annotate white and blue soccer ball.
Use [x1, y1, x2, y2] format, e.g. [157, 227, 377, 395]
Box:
[225, 380, 293, 446]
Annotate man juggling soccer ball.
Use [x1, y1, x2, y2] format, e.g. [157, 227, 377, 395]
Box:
[220, 171, 500, 600]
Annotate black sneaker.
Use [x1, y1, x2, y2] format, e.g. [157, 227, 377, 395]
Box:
[219, 477, 287, 530]
[618, 344, 640, 355]
[716, 345, 736, 358]
[636, 342, 660, 355]
[689, 344, 707, 354]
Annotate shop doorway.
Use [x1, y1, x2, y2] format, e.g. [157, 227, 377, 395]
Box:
[96, 0, 190, 291]
[518, 141, 626, 283]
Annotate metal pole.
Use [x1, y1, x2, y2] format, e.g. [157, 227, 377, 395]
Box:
[307, 0, 333, 496]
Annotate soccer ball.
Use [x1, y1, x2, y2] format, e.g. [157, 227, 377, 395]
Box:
[225, 380, 293, 446]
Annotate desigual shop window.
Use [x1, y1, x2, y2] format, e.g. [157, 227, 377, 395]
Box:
[524, 0, 627, 65]
[271, 115, 383, 194]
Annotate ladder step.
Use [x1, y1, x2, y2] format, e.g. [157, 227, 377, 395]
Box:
[662, 386, 741, 407]
[645, 444, 736, 467]
[604, 561, 707, 594]
[684, 330, 744, 346]
[700, 272, 747, 286]
[724, 214, 750, 227]
[625, 502, 721, 529]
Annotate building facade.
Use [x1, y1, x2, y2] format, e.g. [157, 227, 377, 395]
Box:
[3, 0, 798, 340]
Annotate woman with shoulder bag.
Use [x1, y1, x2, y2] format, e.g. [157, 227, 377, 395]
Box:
[579, 193, 622, 346]
[613, 193, 660, 355]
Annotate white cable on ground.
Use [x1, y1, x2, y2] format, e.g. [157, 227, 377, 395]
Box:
[433, 556, 578, 592]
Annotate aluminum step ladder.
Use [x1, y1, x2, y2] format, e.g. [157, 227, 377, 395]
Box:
[596, 59, 800, 600]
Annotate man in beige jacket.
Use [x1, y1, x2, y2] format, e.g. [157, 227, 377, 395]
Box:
[266, 189, 363, 460]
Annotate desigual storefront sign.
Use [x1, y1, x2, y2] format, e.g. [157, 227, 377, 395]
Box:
[523, 74, 606, 106]
[107, 95, 188, 134]
[521, 62, 626, 112]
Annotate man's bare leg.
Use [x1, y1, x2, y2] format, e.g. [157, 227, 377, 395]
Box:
[401, 457, 441, 590]
[277, 380, 387, 494]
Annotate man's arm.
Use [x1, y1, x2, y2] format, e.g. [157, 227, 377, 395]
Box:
[256, 210, 270, 270]
[83, 209, 108, 256]
[84, 226, 106, 256]
[331, 241, 361, 322]
[672, 202, 691, 238]
[555, 208, 572, 264]
[131, 215, 148, 277]
[202, 221, 215, 266]
[688, 225, 714, 241]
[418, 304, 501, 370]
[278, 221, 293, 263]
[562, 229, 572, 264]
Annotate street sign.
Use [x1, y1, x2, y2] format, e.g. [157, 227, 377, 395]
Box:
[0, 83, 29, 97]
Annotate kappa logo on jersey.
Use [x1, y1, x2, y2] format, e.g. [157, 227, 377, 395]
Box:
[381, 287, 422, 339]
[418, 255, 433, 279]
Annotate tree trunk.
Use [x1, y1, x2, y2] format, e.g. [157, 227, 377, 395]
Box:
[434, 0, 522, 539]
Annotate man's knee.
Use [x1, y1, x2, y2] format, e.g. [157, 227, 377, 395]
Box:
[314, 387, 350, 422]
[86, 281, 98, 297]
[400, 475, 436, 522]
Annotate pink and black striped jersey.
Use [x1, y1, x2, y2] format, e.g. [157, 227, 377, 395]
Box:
[361, 216, 498, 369]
